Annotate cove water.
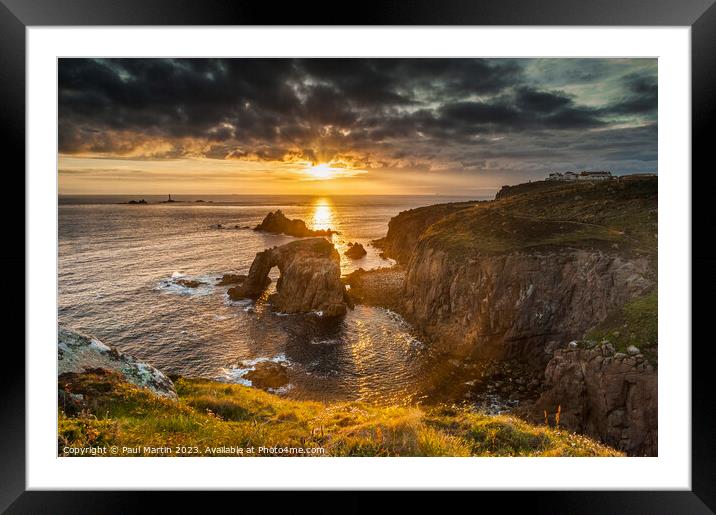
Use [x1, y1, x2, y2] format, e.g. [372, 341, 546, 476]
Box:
[59, 194, 487, 405]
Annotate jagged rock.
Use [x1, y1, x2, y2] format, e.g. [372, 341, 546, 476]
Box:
[529, 346, 657, 456]
[244, 361, 289, 389]
[216, 273, 247, 286]
[344, 242, 367, 259]
[58, 326, 177, 400]
[228, 238, 351, 317]
[254, 210, 335, 237]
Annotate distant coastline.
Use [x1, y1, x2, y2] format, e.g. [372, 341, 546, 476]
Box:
[59, 193, 490, 206]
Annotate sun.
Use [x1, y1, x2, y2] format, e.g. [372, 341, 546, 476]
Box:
[307, 163, 334, 180]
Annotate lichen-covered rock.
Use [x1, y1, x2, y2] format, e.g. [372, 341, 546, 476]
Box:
[228, 238, 351, 317]
[58, 326, 177, 400]
[529, 344, 657, 456]
[255, 210, 335, 237]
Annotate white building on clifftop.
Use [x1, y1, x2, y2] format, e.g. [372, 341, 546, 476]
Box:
[547, 170, 612, 181]
[547, 171, 579, 181]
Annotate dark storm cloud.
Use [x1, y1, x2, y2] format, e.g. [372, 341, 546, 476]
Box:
[58, 58, 657, 172]
[605, 72, 658, 116]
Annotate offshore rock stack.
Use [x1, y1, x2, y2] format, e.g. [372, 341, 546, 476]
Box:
[228, 238, 352, 317]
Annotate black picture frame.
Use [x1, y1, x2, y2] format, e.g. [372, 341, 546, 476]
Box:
[2, 0, 714, 512]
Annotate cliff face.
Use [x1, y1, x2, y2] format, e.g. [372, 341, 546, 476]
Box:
[368, 178, 658, 455]
[372, 201, 477, 264]
[387, 178, 657, 363]
[529, 343, 657, 456]
[228, 238, 351, 317]
[402, 246, 652, 363]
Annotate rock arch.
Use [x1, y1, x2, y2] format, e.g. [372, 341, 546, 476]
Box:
[228, 238, 352, 317]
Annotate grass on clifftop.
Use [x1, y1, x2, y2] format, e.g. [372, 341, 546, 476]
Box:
[58, 371, 621, 457]
[420, 178, 657, 262]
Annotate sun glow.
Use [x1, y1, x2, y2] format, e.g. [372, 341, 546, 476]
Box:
[307, 163, 336, 180]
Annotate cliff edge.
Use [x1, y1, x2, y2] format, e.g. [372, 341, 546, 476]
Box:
[360, 177, 658, 455]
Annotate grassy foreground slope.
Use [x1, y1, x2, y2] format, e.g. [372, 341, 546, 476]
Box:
[58, 370, 620, 457]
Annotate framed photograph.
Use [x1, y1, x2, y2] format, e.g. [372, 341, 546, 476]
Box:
[3, 0, 714, 511]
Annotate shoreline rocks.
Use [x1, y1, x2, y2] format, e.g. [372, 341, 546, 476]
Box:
[255, 210, 336, 238]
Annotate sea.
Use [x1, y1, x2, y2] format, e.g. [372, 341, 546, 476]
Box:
[58, 194, 492, 406]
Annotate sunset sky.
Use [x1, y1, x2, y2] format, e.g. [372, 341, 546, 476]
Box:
[58, 58, 657, 195]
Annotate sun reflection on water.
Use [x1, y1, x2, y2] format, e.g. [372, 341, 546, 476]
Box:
[311, 199, 334, 232]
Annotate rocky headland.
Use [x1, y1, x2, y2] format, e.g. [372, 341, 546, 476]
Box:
[228, 238, 352, 317]
[350, 177, 658, 455]
[372, 200, 478, 263]
[255, 210, 336, 237]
